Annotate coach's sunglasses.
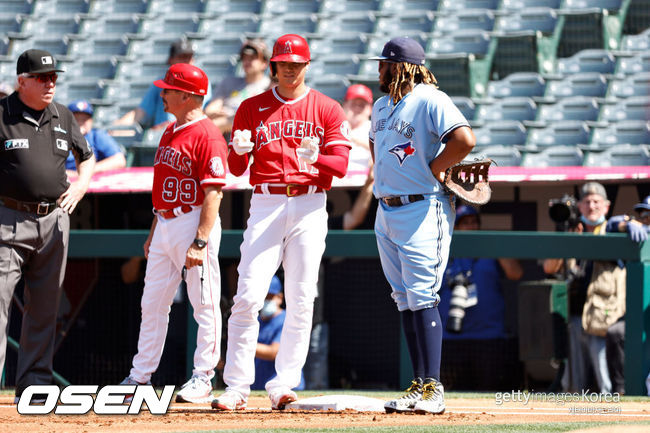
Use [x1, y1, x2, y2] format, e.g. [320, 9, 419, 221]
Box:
[24, 73, 58, 84]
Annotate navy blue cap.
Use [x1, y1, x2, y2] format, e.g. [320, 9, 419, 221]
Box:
[455, 205, 479, 223]
[268, 275, 282, 296]
[634, 195, 650, 212]
[67, 100, 93, 116]
[369, 37, 426, 66]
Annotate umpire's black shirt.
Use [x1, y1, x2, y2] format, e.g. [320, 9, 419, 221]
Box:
[0, 92, 93, 202]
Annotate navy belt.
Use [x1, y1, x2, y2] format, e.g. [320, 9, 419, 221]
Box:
[381, 195, 425, 207]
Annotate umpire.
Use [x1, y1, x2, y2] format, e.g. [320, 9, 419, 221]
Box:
[0, 49, 95, 401]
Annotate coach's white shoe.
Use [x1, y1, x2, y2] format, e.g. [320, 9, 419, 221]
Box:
[384, 378, 423, 413]
[211, 390, 247, 411]
[268, 387, 297, 410]
[175, 375, 213, 403]
[119, 376, 151, 404]
[414, 379, 445, 414]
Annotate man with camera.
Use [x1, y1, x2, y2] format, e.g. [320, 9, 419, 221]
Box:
[437, 205, 523, 390]
[543, 182, 626, 394]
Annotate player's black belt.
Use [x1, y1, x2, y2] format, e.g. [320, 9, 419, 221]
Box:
[381, 195, 425, 207]
[0, 196, 59, 215]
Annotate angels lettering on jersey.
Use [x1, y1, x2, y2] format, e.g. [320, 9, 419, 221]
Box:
[154, 145, 192, 176]
[254, 120, 325, 150]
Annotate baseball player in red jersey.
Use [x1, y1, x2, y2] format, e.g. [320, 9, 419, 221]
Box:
[212, 34, 352, 411]
[120, 63, 228, 404]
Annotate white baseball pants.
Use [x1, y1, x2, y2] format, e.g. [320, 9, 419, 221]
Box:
[130, 208, 222, 383]
[224, 192, 327, 398]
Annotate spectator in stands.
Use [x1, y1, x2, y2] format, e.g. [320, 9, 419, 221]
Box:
[253, 275, 305, 391]
[205, 39, 271, 136]
[0, 81, 14, 98]
[543, 182, 625, 394]
[67, 100, 126, 174]
[437, 205, 523, 390]
[115, 40, 212, 131]
[602, 194, 650, 394]
[342, 84, 373, 171]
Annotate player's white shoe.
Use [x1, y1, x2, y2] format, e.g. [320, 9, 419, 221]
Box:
[414, 379, 445, 414]
[211, 390, 247, 411]
[119, 376, 152, 404]
[268, 387, 297, 410]
[175, 375, 213, 403]
[384, 378, 423, 413]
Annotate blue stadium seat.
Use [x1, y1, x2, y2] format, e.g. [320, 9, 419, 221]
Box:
[310, 33, 367, 56]
[198, 12, 260, 34]
[147, 0, 206, 14]
[192, 33, 246, 57]
[204, 0, 263, 14]
[0, 37, 8, 56]
[599, 96, 650, 122]
[486, 72, 546, 98]
[0, 13, 23, 35]
[1, 0, 34, 14]
[556, 49, 617, 75]
[590, 121, 650, 148]
[68, 35, 129, 57]
[500, 0, 561, 10]
[583, 144, 650, 167]
[536, 96, 600, 122]
[322, 0, 380, 13]
[562, 0, 623, 11]
[620, 28, 650, 52]
[472, 144, 522, 166]
[129, 35, 193, 58]
[310, 54, 360, 77]
[608, 72, 650, 99]
[88, 0, 148, 14]
[79, 14, 142, 36]
[475, 97, 537, 122]
[262, 0, 321, 14]
[451, 96, 476, 121]
[140, 14, 201, 35]
[366, 32, 428, 57]
[258, 13, 318, 39]
[306, 74, 350, 102]
[103, 76, 155, 103]
[21, 14, 81, 37]
[522, 146, 584, 167]
[375, 10, 435, 34]
[616, 51, 650, 75]
[115, 55, 169, 80]
[439, 0, 499, 10]
[10, 36, 69, 57]
[60, 56, 117, 80]
[495, 8, 558, 34]
[32, 0, 90, 15]
[525, 121, 590, 150]
[473, 121, 528, 147]
[428, 29, 490, 56]
[196, 55, 238, 83]
[433, 9, 496, 34]
[55, 77, 105, 102]
[317, 11, 376, 34]
[379, 0, 439, 11]
[545, 72, 608, 98]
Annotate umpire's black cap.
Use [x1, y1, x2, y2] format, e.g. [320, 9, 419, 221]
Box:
[17, 49, 64, 75]
[369, 37, 426, 66]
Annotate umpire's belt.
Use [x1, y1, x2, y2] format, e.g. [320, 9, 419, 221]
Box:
[254, 184, 323, 196]
[381, 194, 425, 207]
[0, 196, 59, 215]
[155, 205, 194, 219]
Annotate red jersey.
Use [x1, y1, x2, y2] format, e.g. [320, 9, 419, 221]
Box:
[229, 87, 352, 190]
[152, 116, 227, 210]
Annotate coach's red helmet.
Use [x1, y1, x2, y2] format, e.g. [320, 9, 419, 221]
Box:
[154, 63, 208, 96]
[270, 34, 311, 63]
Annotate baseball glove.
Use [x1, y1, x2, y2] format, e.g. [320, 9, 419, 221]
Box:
[443, 158, 493, 205]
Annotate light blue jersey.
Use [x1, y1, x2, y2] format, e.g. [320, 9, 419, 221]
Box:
[371, 83, 470, 312]
[370, 83, 469, 199]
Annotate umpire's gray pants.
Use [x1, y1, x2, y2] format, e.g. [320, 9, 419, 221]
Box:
[0, 206, 69, 395]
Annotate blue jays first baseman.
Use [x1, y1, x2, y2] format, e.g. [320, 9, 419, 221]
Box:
[369, 37, 476, 414]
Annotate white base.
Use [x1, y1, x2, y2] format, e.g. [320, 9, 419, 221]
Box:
[286, 394, 386, 412]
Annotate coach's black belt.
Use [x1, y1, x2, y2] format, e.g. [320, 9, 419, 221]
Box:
[381, 195, 425, 207]
[0, 196, 59, 215]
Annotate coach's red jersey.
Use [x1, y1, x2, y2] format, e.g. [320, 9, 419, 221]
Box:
[229, 87, 352, 190]
[152, 116, 227, 210]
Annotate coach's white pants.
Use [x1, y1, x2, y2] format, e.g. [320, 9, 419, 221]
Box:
[224, 192, 327, 398]
[130, 209, 222, 383]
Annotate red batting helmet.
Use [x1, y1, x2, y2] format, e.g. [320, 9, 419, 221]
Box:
[153, 63, 208, 96]
[270, 34, 311, 63]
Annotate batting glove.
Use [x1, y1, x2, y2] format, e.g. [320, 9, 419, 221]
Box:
[231, 129, 254, 155]
[628, 220, 648, 243]
[296, 136, 319, 164]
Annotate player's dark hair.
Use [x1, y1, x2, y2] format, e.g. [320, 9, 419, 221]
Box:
[389, 63, 438, 103]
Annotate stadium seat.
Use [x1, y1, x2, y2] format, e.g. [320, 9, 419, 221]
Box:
[439, 0, 499, 10]
[321, 0, 380, 13]
[310, 54, 360, 77]
[475, 97, 537, 122]
[88, 0, 148, 14]
[0, 37, 8, 56]
[491, 32, 540, 80]
[451, 97, 476, 121]
[428, 29, 491, 56]
[590, 121, 650, 148]
[473, 121, 528, 147]
[536, 96, 600, 122]
[196, 55, 238, 83]
[556, 49, 616, 75]
[21, 14, 81, 37]
[198, 12, 260, 34]
[204, 0, 263, 14]
[621, 28, 650, 52]
[433, 9, 496, 34]
[9, 36, 69, 57]
[192, 33, 246, 57]
[0, 13, 23, 35]
[379, 0, 438, 11]
[306, 74, 350, 102]
[68, 35, 129, 57]
[599, 96, 650, 122]
[79, 14, 142, 36]
[471, 144, 523, 166]
[495, 8, 558, 34]
[262, 0, 321, 14]
[375, 10, 435, 35]
[556, 9, 607, 59]
[128, 35, 193, 58]
[525, 120, 590, 150]
[310, 33, 367, 57]
[544, 72, 608, 99]
[258, 13, 318, 39]
[32, 0, 90, 15]
[140, 14, 201, 35]
[103, 77, 155, 103]
[608, 72, 650, 99]
[561, 0, 623, 11]
[486, 72, 546, 98]
[147, 0, 206, 14]
[426, 53, 474, 97]
[55, 77, 105, 102]
[499, 0, 561, 11]
[366, 32, 428, 57]
[60, 56, 117, 80]
[115, 55, 169, 80]
[317, 11, 376, 35]
[1, 0, 34, 14]
[616, 51, 650, 75]
[522, 146, 584, 167]
[583, 144, 650, 167]
[622, 0, 650, 37]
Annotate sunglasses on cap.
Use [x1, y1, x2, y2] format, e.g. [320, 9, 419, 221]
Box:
[24, 73, 58, 84]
